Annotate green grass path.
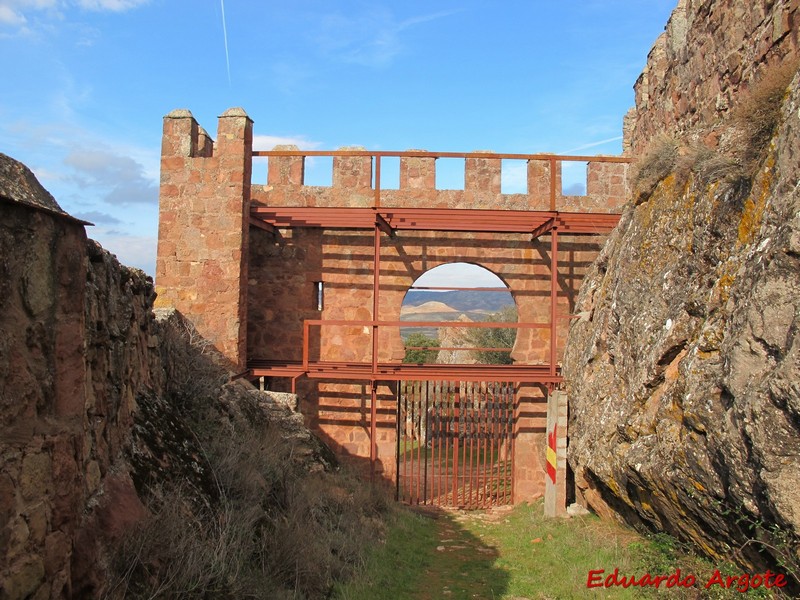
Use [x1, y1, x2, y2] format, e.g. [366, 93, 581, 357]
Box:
[335, 500, 781, 599]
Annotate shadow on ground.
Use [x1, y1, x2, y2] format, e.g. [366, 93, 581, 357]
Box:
[335, 504, 510, 600]
[414, 507, 511, 599]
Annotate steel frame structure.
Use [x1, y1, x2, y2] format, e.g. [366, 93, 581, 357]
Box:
[247, 148, 630, 479]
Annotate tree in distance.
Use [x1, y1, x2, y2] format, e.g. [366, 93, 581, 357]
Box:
[403, 333, 440, 364]
[466, 306, 517, 365]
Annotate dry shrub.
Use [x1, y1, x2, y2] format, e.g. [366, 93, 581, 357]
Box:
[632, 135, 679, 203]
[732, 59, 799, 175]
[106, 420, 390, 599]
[688, 147, 740, 186]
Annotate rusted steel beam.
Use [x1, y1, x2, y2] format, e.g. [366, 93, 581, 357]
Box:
[249, 216, 276, 233]
[249, 205, 620, 235]
[374, 155, 382, 207]
[531, 217, 555, 240]
[253, 148, 632, 164]
[302, 320, 310, 371]
[550, 229, 558, 378]
[372, 226, 381, 375]
[410, 286, 509, 292]
[404, 346, 513, 352]
[370, 381, 377, 479]
[303, 318, 548, 329]
[375, 212, 394, 237]
[248, 360, 563, 383]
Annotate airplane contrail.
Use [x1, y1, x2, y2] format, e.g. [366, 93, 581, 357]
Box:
[221, 0, 231, 86]
[558, 135, 623, 155]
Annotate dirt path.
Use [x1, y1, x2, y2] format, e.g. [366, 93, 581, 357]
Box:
[412, 507, 517, 600]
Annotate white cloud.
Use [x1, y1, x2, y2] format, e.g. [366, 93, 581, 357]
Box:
[72, 209, 121, 224]
[0, 0, 147, 32]
[253, 134, 322, 151]
[63, 146, 158, 204]
[0, 5, 27, 25]
[414, 263, 506, 289]
[314, 8, 460, 68]
[75, 0, 148, 11]
[558, 135, 623, 155]
[91, 232, 157, 275]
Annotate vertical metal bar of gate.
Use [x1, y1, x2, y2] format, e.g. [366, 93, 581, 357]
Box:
[511, 382, 519, 504]
[468, 382, 475, 508]
[423, 383, 429, 503]
[505, 382, 513, 504]
[397, 379, 515, 508]
[479, 382, 492, 508]
[452, 385, 459, 506]
[415, 380, 421, 504]
[395, 381, 401, 502]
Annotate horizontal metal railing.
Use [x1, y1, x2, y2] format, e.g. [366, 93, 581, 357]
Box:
[253, 149, 632, 211]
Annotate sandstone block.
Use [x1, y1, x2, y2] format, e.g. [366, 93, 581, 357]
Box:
[20, 453, 51, 502]
[4, 556, 45, 600]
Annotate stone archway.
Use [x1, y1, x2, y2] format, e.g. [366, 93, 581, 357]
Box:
[398, 262, 518, 365]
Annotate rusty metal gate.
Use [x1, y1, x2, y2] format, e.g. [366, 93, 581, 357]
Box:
[396, 380, 515, 508]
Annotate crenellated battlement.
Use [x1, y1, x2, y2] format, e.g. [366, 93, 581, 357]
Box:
[155, 107, 632, 501]
[255, 148, 629, 213]
[155, 108, 253, 369]
[156, 108, 631, 370]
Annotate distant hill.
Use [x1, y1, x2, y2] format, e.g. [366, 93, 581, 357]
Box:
[402, 290, 514, 313]
[399, 290, 516, 340]
[400, 301, 459, 315]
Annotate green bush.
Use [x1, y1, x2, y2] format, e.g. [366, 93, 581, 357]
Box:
[465, 305, 517, 365]
[402, 332, 440, 364]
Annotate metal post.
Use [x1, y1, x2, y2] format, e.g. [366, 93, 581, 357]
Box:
[370, 380, 377, 479]
[302, 320, 310, 371]
[372, 225, 380, 376]
[374, 154, 382, 207]
[395, 381, 401, 501]
[511, 382, 519, 504]
[550, 228, 558, 377]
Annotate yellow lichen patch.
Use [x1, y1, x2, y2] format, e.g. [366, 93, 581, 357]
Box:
[737, 153, 775, 246]
[717, 272, 735, 303]
[692, 480, 706, 493]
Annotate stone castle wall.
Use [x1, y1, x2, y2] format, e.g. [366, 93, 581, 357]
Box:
[1, 153, 328, 598]
[154, 108, 631, 499]
[0, 160, 162, 598]
[625, 0, 799, 154]
[250, 154, 625, 488]
[155, 109, 253, 371]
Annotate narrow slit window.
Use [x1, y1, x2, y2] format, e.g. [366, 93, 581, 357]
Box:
[314, 281, 324, 311]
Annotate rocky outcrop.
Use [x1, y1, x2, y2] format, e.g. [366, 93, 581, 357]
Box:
[437, 314, 476, 364]
[0, 154, 338, 599]
[566, 0, 800, 587]
[625, 0, 799, 154]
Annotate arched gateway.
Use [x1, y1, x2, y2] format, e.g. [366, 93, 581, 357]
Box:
[154, 108, 630, 512]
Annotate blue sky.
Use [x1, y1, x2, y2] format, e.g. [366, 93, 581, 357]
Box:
[0, 1, 676, 277]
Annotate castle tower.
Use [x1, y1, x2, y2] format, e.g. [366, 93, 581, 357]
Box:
[155, 108, 253, 369]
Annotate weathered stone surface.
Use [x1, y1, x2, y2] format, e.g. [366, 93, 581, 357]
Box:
[0, 153, 334, 598]
[0, 153, 64, 215]
[626, 0, 799, 155]
[155, 109, 252, 370]
[566, 0, 800, 585]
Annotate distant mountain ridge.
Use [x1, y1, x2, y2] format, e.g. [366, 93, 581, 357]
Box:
[402, 290, 514, 313]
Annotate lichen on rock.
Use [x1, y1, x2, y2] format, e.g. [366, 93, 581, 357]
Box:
[566, 1, 800, 586]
